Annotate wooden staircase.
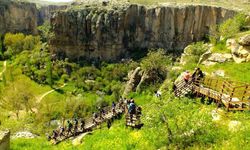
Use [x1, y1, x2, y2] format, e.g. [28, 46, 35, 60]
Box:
[49, 100, 143, 144]
[174, 76, 250, 111]
[174, 79, 193, 97]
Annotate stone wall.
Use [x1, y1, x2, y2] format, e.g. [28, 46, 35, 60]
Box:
[49, 4, 236, 61]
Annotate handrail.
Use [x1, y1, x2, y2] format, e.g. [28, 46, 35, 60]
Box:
[191, 76, 250, 110]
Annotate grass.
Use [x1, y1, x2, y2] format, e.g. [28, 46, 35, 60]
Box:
[200, 61, 250, 83]
[212, 40, 231, 53]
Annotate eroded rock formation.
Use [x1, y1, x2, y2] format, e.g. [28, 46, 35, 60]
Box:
[50, 4, 236, 61]
[0, 1, 38, 34]
[0, 0, 67, 34]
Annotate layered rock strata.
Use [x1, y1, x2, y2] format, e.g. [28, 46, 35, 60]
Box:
[0, 0, 67, 34]
[50, 4, 236, 61]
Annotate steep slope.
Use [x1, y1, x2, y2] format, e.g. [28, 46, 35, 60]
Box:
[0, 0, 67, 34]
[49, 4, 236, 61]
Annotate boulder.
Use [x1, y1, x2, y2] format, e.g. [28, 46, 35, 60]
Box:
[207, 53, 232, 63]
[212, 70, 225, 77]
[0, 130, 10, 150]
[232, 54, 246, 63]
[123, 67, 142, 97]
[201, 60, 217, 66]
[239, 34, 250, 46]
[198, 49, 212, 64]
[12, 131, 37, 139]
[226, 39, 240, 54]
[238, 46, 250, 57]
[226, 37, 250, 63]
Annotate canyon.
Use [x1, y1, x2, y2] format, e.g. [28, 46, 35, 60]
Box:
[49, 4, 236, 61]
[0, 1, 237, 61]
[0, 0, 67, 34]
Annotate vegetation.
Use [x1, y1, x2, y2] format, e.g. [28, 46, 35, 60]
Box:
[0, 5, 250, 150]
[3, 33, 41, 58]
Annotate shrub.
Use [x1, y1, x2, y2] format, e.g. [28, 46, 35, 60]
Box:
[3, 33, 41, 57]
[218, 13, 247, 39]
[141, 49, 171, 83]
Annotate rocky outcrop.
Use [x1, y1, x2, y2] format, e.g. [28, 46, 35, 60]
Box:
[49, 4, 236, 61]
[226, 34, 250, 63]
[12, 131, 37, 139]
[123, 67, 142, 97]
[0, 0, 68, 35]
[0, 130, 10, 150]
[38, 5, 68, 25]
[0, 1, 38, 34]
[202, 53, 232, 66]
[239, 34, 250, 46]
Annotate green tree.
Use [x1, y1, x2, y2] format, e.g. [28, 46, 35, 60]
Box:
[219, 13, 247, 39]
[0, 34, 3, 59]
[140, 49, 171, 83]
[37, 21, 52, 42]
[4, 33, 25, 55]
[46, 57, 53, 87]
[23, 35, 40, 51]
[0, 80, 35, 119]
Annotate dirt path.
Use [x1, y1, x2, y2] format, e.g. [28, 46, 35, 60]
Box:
[36, 83, 67, 103]
[0, 61, 7, 78]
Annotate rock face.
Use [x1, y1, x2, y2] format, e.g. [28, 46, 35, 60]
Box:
[0, 0, 68, 34]
[50, 4, 236, 61]
[0, 130, 10, 150]
[123, 67, 142, 97]
[227, 34, 250, 63]
[0, 1, 38, 34]
[239, 34, 250, 46]
[38, 5, 68, 25]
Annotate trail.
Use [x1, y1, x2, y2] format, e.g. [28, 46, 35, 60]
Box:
[0, 61, 7, 78]
[36, 83, 66, 103]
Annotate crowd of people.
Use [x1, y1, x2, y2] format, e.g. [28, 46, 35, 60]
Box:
[47, 97, 142, 144]
[47, 118, 86, 143]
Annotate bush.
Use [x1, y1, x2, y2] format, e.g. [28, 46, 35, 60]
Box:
[3, 33, 41, 57]
[141, 49, 171, 83]
[0, 34, 3, 59]
[218, 13, 247, 39]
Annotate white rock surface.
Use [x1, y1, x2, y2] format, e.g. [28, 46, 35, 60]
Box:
[12, 131, 37, 139]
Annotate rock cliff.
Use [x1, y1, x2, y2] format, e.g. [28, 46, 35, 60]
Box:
[0, 1, 38, 34]
[0, 0, 67, 34]
[0, 130, 10, 150]
[49, 4, 236, 61]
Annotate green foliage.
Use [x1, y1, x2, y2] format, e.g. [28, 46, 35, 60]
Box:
[218, 13, 247, 39]
[182, 42, 208, 69]
[3, 33, 41, 58]
[212, 39, 231, 53]
[140, 49, 172, 84]
[200, 61, 250, 83]
[0, 34, 3, 59]
[0, 80, 36, 118]
[46, 57, 53, 87]
[37, 21, 52, 42]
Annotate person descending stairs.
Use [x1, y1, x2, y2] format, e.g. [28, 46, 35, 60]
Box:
[47, 98, 142, 144]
